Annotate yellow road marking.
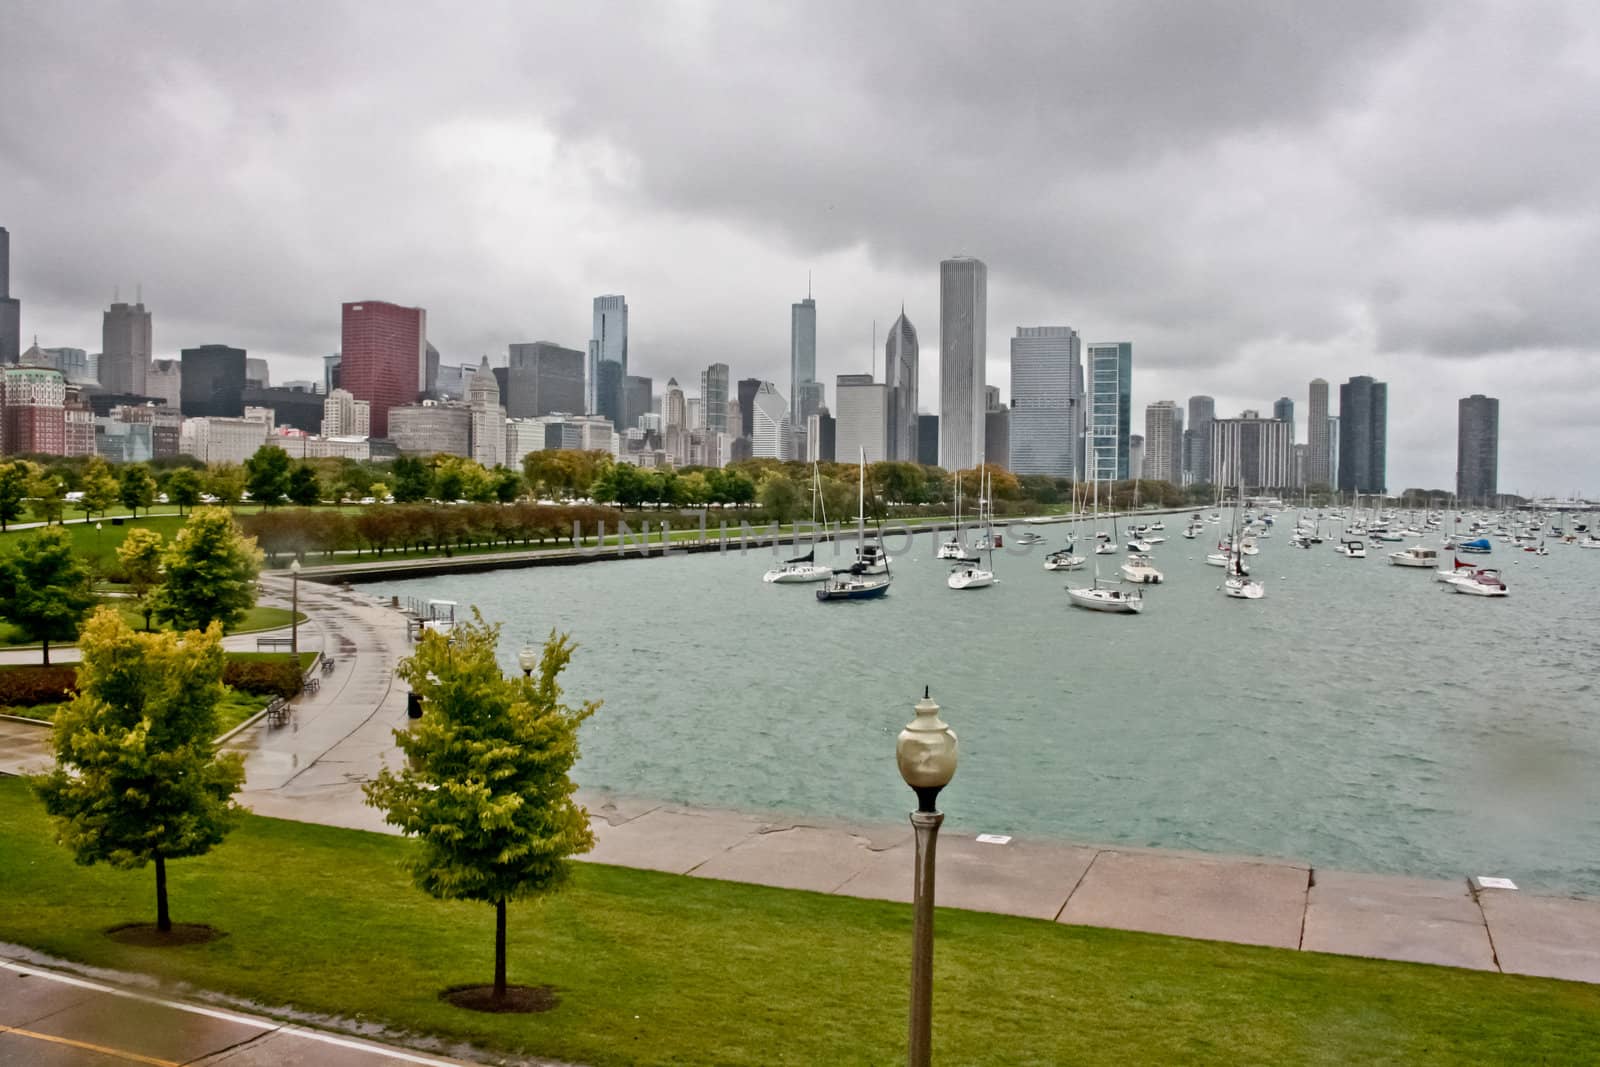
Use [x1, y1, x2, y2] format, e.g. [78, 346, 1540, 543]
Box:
[0, 1023, 180, 1066]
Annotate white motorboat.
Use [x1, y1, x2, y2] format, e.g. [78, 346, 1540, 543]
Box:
[1043, 548, 1086, 571]
[1448, 568, 1508, 597]
[1126, 537, 1153, 552]
[1014, 531, 1047, 546]
[1336, 539, 1367, 558]
[1120, 553, 1164, 585]
[1205, 551, 1231, 568]
[1436, 558, 1479, 583]
[1581, 536, 1600, 549]
[1388, 545, 1438, 568]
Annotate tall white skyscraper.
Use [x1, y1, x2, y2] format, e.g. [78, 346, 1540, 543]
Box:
[884, 309, 918, 462]
[750, 381, 790, 459]
[1008, 326, 1081, 478]
[586, 294, 628, 415]
[1143, 400, 1184, 483]
[790, 292, 816, 424]
[468, 355, 506, 468]
[938, 256, 986, 469]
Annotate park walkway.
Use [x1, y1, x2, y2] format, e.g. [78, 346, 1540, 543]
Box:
[5, 576, 1600, 988]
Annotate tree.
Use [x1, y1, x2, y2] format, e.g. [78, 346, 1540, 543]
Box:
[244, 446, 292, 507]
[117, 527, 166, 631]
[491, 466, 522, 503]
[165, 467, 204, 515]
[29, 470, 67, 525]
[0, 527, 97, 664]
[119, 464, 157, 518]
[364, 616, 598, 1004]
[34, 609, 245, 933]
[758, 472, 801, 523]
[80, 457, 121, 520]
[287, 464, 322, 507]
[151, 507, 263, 633]
[0, 461, 31, 530]
[368, 479, 391, 503]
[206, 464, 245, 506]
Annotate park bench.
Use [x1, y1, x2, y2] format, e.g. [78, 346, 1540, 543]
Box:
[256, 636, 294, 652]
[265, 697, 290, 727]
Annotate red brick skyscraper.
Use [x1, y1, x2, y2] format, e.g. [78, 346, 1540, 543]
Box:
[341, 301, 426, 438]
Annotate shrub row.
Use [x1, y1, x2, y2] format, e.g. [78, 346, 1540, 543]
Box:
[0, 658, 301, 709]
[0, 666, 78, 709]
[221, 659, 304, 699]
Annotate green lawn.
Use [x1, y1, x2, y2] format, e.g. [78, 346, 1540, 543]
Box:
[10, 687, 270, 734]
[0, 780, 1595, 1065]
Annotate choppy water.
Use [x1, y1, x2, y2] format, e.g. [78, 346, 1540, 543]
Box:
[376, 519, 1600, 894]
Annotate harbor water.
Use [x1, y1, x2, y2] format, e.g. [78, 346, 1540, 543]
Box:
[375, 521, 1600, 895]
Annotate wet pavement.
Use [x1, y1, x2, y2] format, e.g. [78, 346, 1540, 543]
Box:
[0, 958, 475, 1065]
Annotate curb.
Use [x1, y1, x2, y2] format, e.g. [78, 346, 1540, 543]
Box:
[213, 652, 322, 747]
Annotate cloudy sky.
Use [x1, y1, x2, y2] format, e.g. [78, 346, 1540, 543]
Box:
[4, 1, 1597, 492]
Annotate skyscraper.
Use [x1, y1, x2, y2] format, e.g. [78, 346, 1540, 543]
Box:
[101, 299, 153, 396]
[1337, 376, 1388, 495]
[790, 292, 816, 425]
[737, 377, 762, 439]
[1088, 342, 1133, 481]
[700, 363, 730, 434]
[835, 373, 888, 463]
[179, 344, 247, 418]
[587, 295, 628, 415]
[1009, 326, 1081, 478]
[663, 378, 687, 432]
[1186, 395, 1215, 486]
[1457, 394, 1499, 504]
[468, 355, 506, 468]
[623, 374, 653, 432]
[506, 342, 585, 418]
[341, 300, 426, 438]
[938, 256, 986, 469]
[1143, 400, 1184, 483]
[1210, 416, 1295, 490]
[0, 227, 20, 365]
[751, 382, 789, 459]
[1307, 379, 1331, 487]
[917, 414, 940, 466]
[884, 309, 919, 462]
[1273, 396, 1294, 441]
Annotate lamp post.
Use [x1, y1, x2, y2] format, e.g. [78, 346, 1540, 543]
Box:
[95, 521, 102, 554]
[289, 559, 301, 655]
[896, 687, 958, 1067]
[517, 645, 539, 678]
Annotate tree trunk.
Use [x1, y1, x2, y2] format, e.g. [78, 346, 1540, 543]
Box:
[155, 855, 171, 932]
[494, 896, 507, 1000]
[41, 639, 49, 667]
[143, 608, 153, 632]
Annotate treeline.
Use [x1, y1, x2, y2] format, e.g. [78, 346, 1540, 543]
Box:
[237, 502, 622, 562]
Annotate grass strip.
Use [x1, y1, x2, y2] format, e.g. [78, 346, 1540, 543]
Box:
[0, 779, 1597, 1064]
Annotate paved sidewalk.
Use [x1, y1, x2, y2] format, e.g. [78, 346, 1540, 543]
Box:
[0, 952, 557, 1066]
[7, 581, 1600, 988]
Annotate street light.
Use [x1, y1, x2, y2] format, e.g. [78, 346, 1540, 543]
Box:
[517, 645, 539, 678]
[289, 559, 301, 655]
[896, 687, 958, 1067]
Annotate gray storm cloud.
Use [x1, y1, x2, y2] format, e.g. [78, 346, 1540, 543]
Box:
[2, 0, 1595, 492]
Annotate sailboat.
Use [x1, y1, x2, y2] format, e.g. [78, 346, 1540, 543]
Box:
[1045, 483, 1087, 571]
[937, 471, 965, 559]
[948, 469, 997, 589]
[1222, 468, 1265, 600]
[816, 449, 891, 602]
[763, 463, 834, 583]
[1067, 467, 1144, 613]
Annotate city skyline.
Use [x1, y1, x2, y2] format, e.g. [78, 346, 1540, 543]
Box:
[2, 5, 1593, 491]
